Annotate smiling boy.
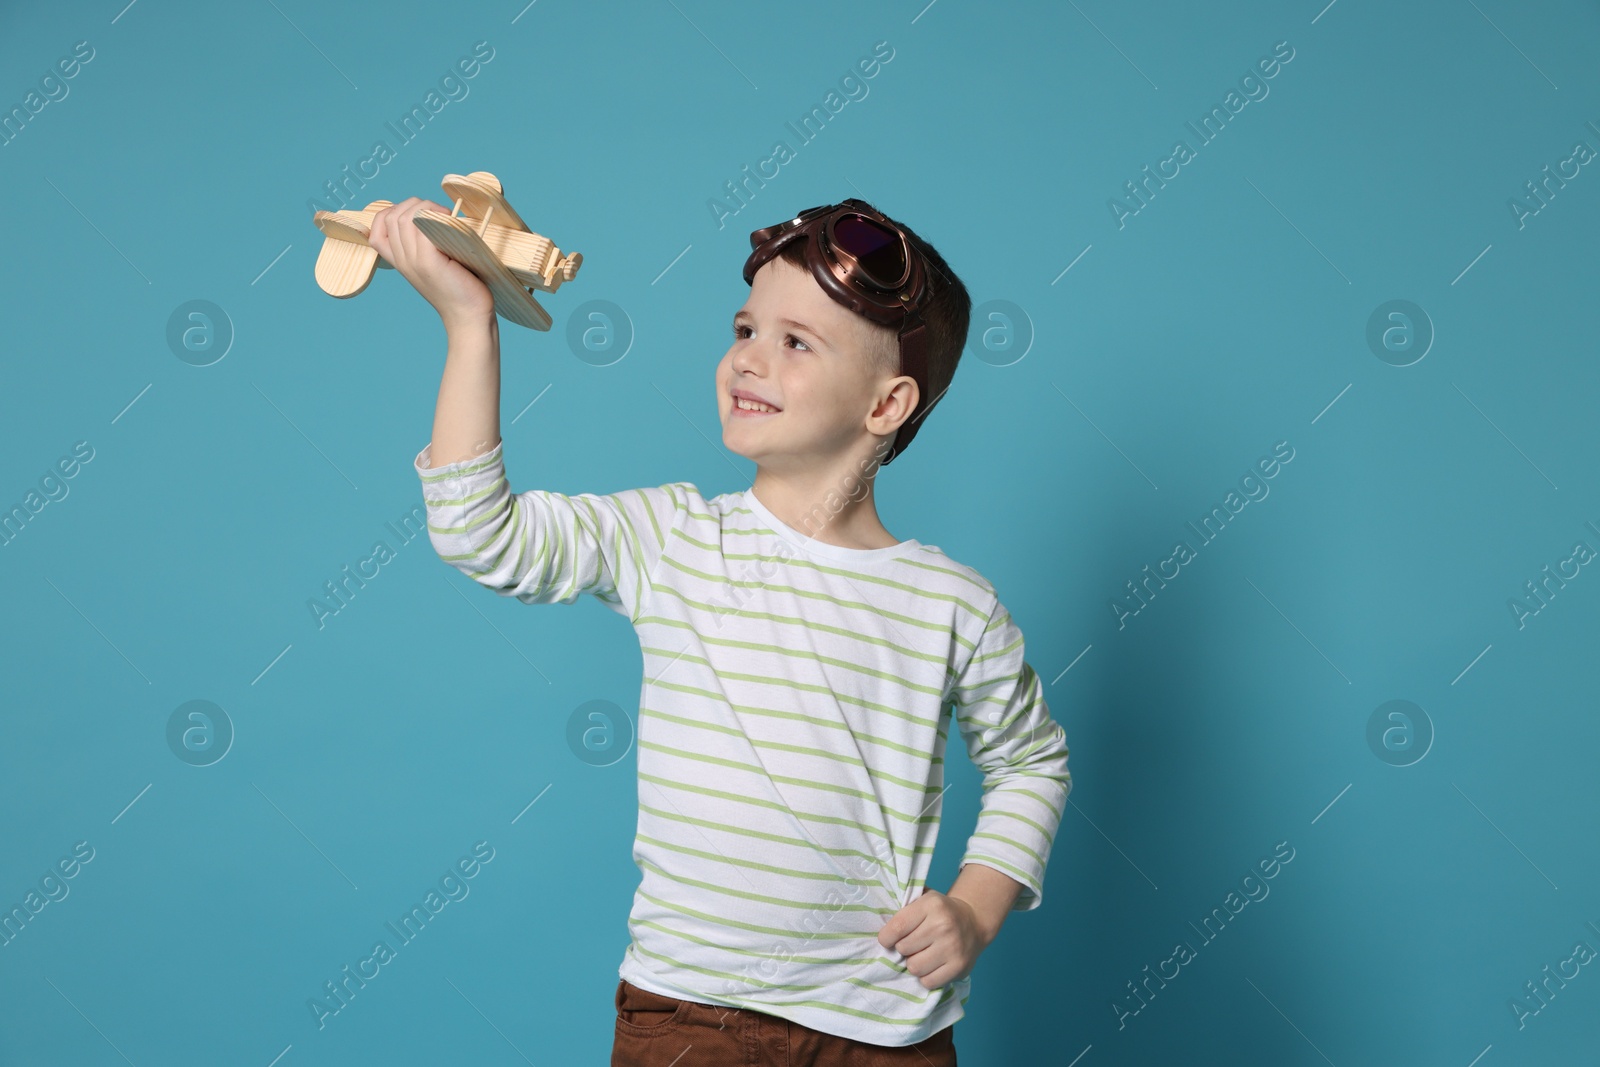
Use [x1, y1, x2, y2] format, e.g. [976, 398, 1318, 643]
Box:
[373, 196, 1072, 1065]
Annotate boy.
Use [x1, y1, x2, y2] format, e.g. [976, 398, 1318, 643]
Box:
[370, 196, 1071, 1065]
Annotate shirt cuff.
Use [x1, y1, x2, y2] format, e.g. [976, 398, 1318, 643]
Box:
[414, 439, 504, 476]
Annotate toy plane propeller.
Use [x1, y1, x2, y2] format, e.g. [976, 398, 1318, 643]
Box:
[311, 170, 582, 330]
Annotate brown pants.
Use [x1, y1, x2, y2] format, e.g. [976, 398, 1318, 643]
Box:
[611, 978, 958, 1066]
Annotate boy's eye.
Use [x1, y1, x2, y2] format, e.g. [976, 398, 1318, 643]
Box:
[731, 324, 811, 351]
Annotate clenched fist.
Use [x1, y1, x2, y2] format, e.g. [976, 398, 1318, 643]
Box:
[876, 888, 993, 989]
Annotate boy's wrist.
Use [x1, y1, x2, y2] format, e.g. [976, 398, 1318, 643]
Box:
[947, 861, 1023, 946]
[442, 308, 498, 339]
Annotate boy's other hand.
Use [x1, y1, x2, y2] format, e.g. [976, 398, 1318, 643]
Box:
[876, 889, 991, 989]
[368, 197, 495, 329]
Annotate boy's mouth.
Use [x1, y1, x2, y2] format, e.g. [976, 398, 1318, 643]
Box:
[730, 390, 781, 416]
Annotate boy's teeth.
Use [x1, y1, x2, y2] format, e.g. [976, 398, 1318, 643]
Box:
[737, 398, 777, 412]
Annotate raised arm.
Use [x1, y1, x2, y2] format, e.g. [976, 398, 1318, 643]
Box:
[429, 315, 502, 467]
[414, 446, 688, 621]
[367, 196, 501, 466]
[374, 196, 689, 620]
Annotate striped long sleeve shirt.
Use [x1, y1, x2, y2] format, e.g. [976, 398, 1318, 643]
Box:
[415, 440, 1072, 1046]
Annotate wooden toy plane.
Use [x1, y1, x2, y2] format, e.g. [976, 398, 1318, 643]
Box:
[311, 171, 582, 330]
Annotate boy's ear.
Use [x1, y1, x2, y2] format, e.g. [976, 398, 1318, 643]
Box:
[867, 377, 919, 434]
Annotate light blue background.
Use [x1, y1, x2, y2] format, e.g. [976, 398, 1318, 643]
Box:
[2, 1, 1597, 1063]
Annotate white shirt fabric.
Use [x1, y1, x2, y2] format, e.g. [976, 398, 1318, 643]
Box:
[414, 440, 1072, 1046]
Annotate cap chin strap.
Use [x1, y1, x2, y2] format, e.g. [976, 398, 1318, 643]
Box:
[881, 319, 929, 466]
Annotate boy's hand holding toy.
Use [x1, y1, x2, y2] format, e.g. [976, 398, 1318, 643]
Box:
[366, 197, 495, 330]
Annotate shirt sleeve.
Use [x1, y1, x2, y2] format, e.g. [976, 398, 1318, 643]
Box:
[949, 596, 1072, 911]
[413, 439, 686, 622]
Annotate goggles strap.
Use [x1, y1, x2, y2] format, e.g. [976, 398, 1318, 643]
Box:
[885, 319, 931, 465]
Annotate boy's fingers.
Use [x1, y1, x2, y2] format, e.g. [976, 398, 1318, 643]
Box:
[384, 199, 412, 259]
[365, 197, 457, 267]
[403, 200, 453, 255]
[403, 198, 443, 232]
[369, 210, 390, 258]
[371, 199, 413, 258]
[399, 200, 459, 267]
[378, 198, 416, 259]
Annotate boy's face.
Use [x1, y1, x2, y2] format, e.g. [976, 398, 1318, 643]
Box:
[717, 257, 912, 472]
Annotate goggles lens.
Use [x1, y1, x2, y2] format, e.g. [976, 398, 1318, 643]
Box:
[832, 214, 907, 289]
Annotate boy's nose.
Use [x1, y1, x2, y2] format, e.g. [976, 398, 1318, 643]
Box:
[731, 348, 767, 374]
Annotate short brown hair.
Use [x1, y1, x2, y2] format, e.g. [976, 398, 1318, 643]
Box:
[775, 208, 970, 463]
